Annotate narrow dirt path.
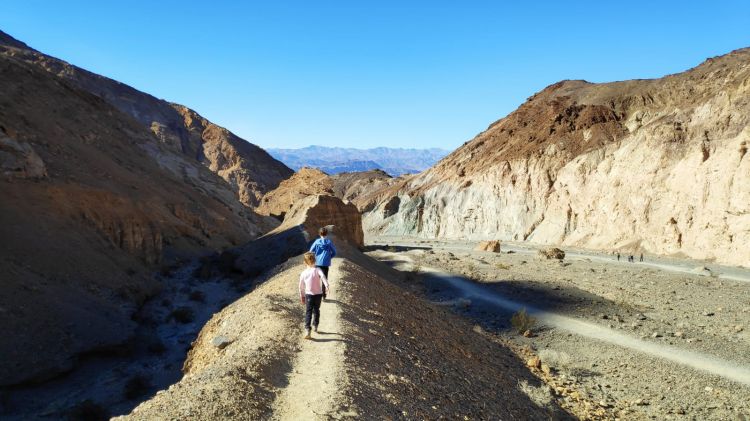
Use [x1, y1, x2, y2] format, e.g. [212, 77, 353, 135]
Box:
[271, 261, 347, 420]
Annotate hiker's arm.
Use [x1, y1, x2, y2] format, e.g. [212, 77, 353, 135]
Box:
[309, 240, 318, 253]
[299, 274, 305, 304]
[331, 243, 337, 257]
[319, 268, 330, 291]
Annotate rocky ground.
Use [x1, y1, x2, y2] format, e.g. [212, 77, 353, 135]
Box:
[367, 237, 750, 420]
[108, 245, 572, 420]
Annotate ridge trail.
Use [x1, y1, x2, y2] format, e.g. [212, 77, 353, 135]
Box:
[271, 261, 348, 420]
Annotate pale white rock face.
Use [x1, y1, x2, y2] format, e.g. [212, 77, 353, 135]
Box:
[364, 49, 750, 267]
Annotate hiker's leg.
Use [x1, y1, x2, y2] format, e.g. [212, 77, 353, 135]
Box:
[317, 266, 329, 297]
[305, 294, 314, 330]
[312, 294, 322, 327]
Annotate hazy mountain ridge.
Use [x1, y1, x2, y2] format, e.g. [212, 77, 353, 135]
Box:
[267, 145, 449, 175]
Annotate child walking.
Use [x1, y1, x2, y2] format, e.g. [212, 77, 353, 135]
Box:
[299, 252, 330, 339]
[309, 227, 336, 299]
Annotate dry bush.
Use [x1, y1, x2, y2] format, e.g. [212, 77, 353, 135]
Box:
[405, 263, 422, 281]
[538, 349, 571, 371]
[495, 263, 511, 270]
[511, 307, 536, 334]
[517, 379, 552, 408]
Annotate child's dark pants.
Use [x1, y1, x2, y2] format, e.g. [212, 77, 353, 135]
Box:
[305, 294, 323, 330]
[316, 265, 329, 297]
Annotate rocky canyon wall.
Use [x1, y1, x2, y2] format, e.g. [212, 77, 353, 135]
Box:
[364, 48, 750, 267]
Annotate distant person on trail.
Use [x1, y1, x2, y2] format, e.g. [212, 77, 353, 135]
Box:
[640, 253, 644, 262]
[617, 253, 621, 261]
[309, 227, 336, 300]
[299, 252, 330, 339]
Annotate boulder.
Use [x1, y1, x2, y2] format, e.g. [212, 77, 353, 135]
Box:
[475, 240, 501, 252]
[692, 266, 713, 276]
[538, 247, 565, 260]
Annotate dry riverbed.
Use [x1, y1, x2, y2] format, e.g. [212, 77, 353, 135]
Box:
[367, 238, 750, 420]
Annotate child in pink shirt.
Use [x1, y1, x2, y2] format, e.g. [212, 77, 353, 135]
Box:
[299, 252, 330, 339]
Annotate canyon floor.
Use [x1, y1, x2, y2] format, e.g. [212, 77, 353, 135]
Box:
[3, 236, 749, 420]
[367, 236, 750, 420]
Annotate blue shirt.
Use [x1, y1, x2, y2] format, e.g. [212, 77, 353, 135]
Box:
[309, 237, 336, 267]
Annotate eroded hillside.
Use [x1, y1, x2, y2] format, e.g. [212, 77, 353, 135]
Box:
[0, 34, 280, 386]
[0, 30, 293, 207]
[363, 48, 750, 266]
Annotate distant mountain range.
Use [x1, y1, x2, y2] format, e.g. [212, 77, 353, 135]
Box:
[267, 146, 449, 176]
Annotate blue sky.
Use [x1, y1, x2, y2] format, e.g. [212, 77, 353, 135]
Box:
[2, 1, 749, 150]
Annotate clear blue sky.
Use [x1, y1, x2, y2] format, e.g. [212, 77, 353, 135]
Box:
[3, 1, 749, 150]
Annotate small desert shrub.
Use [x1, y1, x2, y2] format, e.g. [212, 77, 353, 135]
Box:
[517, 379, 552, 408]
[495, 263, 511, 270]
[168, 306, 195, 324]
[466, 263, 476, 274]
[123, 374, 151, 400]
[405, 264, 422, 281]
[538, 349, 571, 371]
[67, 399, 109, 421]
[188, 290, 206, 303]
[386, 246, 397, 253]
[511, 307, 537, 334]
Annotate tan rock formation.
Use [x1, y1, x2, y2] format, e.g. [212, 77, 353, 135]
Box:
[364, 48, 750, 267]
[330, 169, 394, 205]
[476, 240, 501, 252]
[256, 167, 334, 218]
[257, 167, 397, 220]
[538, 247, 565, 260]
[276, 194, 364, 247]
[232, 195, 363, 276]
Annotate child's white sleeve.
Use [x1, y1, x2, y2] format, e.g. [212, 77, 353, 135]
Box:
[318, 268, 330, 290]
[299, 272, 305, 297]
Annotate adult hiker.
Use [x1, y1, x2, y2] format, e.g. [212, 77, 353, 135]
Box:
[309, 226, 336, 300]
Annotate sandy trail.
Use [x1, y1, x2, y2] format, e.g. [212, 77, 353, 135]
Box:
[372, 237, 750, 283]
[271, 261, 347, 420]
[374, 251, 750, 387]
